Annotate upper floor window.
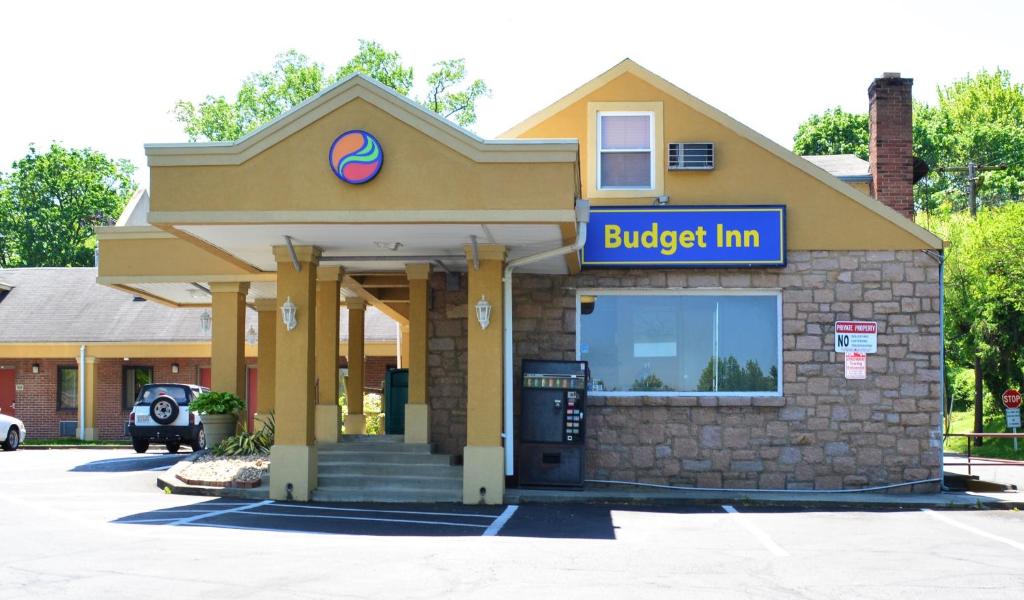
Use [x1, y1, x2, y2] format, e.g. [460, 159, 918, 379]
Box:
[597, 112, 654, 190]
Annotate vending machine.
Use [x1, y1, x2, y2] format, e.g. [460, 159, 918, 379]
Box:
[517, 359, 588, 487]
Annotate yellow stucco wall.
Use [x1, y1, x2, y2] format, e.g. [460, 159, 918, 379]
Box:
[149, 99, 577, 219]
[508, 71, 936, 251]
[96, 233, 257, 281]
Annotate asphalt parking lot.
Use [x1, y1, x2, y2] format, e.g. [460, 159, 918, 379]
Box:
[2, 448, 1024, 599]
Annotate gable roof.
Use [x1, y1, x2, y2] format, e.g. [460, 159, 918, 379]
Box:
[146, 73, 577, 168]
[0, 268, 397, 344]
[802, 154, 871, 182]
[500, 59, 942, 249]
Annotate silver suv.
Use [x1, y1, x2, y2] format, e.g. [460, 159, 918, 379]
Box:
[128, 383, 208, 454]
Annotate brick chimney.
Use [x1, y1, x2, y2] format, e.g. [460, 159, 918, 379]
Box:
[868, 73, 915, 219]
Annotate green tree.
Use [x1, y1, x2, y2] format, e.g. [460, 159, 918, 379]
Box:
[942, 205, 1024, 430]
[175, 42, 489, 142]
[0, 144, 135, 267]
[794, 70, 1024, 216]
[918, 69, 1024, 214]
[792, 107, 870, 160]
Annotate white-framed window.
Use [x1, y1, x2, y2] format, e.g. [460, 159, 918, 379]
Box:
[597, 111, 655, 190]
[577, 289, 782, 396]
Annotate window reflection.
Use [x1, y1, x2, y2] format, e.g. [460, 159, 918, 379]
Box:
[579, 293, 780, 394]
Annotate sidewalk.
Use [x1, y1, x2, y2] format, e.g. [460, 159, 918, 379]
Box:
[506, 484, 1022, 510]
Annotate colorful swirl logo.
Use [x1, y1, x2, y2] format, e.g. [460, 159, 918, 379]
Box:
[328, 130, 383, 184]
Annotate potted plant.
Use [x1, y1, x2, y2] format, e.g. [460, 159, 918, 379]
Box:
[190, 391, 245, 448]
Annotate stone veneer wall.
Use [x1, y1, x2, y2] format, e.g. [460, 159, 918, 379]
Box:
[513, 250, 942, 491]
[427, 272, 470, 456]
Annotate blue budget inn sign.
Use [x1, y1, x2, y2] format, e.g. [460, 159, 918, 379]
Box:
[581, 205, 787, 268]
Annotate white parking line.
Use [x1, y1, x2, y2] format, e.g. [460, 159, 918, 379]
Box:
[722, 505, 789, 557]
[168, 499, 274, 526]
[921, 509, 1024, 551]
[482, 505, 519, 536]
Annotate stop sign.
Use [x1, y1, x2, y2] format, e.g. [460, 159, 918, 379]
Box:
[1002, 389, 1022, 409]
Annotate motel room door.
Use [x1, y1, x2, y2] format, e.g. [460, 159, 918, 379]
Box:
[0, 370, 15, 417]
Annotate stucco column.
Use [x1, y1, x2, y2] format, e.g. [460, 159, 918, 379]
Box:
[270, 245, 320, 502]
[254, 298, 277, 429]
[210, 281, 250, 399]
[404, 264, 431, 443]
[315, 266, 343, 443]
[399, 323, 410, 369]
[345, 297, 367, 435]
[461, 245, 506, 504]
[79, 356, 98, 440]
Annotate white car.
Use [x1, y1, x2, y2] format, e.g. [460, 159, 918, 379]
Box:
[1, 408, 25, 451]
[128, 383, 207, 454]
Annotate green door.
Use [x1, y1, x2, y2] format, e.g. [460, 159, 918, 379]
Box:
[384, 368, 409, 435]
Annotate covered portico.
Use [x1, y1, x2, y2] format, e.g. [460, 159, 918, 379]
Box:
[97, 74, 581, 503]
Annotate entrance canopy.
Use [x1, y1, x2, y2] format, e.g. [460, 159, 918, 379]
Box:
[97, 73, 583, 314]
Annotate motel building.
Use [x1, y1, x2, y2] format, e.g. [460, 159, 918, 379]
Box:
[91, 60, 944, 504]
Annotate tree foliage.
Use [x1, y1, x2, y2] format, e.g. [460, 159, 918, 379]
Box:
[792, 107, 870, 160]
[697, 356, 778, 392]
[941, 205, 1024, 411]
[174, 42, 489, 142]
[0, 144, 135, 267]
[792, 69, 1024, 214]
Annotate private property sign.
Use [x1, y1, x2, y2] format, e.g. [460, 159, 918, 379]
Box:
[834, 321, 878, 353]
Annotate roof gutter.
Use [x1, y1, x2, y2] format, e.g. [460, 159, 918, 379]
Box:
[501, 200, 590, 475]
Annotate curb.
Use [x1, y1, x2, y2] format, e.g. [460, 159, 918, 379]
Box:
[503, 488, 1024, 511]
[157, 452, 269, 500]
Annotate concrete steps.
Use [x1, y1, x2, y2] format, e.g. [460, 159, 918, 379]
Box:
[312, 435, 462, 503]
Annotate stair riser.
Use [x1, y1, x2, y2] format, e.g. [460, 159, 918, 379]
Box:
[312, 490, 463, 503]
[317, 452, 453, 465]
[315, 475, 460, 487]
[318, 463, 460, 477]
[318, 444, 436, 454]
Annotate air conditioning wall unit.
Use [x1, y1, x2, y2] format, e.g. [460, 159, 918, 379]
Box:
[668, 142, 715, 170]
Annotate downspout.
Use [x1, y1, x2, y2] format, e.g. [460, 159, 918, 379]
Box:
[502, 200, 590, 475]
[78, 344, 87, 440]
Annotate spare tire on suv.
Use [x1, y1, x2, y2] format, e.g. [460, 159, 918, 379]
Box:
[150, 394, 180, 425]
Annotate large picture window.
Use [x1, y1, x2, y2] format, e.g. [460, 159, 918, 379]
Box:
[578, 291, 781, 395]
[123, 366, 154, 409]
[57, 366, 78, 410]
[597, 112, 654, 190]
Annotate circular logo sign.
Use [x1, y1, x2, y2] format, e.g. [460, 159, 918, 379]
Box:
[1002, 389, 1022, 409]
[328, 130, 383, 184]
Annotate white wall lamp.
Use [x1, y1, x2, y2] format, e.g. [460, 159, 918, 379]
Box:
[281, 297, 298, 331]
[171, 363, 180, 374]
[199, 310, 212, 335]
[475, 295, 492, 330]
[246, 325, 258, 345]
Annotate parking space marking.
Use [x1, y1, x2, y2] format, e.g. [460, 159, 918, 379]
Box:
[482, 505, 519, 536]
[921, 509, 1024, 551]
[722, 505, 789, 557]
[168, 499, 274, 526]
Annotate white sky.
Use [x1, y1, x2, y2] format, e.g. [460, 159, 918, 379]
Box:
[2, 0, 1022, 190]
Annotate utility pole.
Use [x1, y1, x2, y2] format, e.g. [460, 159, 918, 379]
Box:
[938, 161, 1008, 217]
[937, 161, 1008, 445]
